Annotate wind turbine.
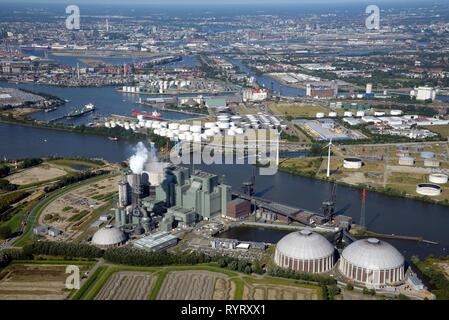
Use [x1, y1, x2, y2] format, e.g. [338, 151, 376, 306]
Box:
[325, 138, 333, 177]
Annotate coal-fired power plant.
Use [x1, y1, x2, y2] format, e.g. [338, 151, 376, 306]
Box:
[112, 142, 231, 237]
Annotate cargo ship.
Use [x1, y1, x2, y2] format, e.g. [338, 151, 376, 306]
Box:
[131, 109, 161, 120]
[67, 103, 95, 118]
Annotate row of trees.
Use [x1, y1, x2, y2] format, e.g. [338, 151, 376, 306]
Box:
[0, 252, 11, 267]
[0, 164, 10, 178]
[217, 256, 264, 275]
[103, 247, 212, 266]
[0, 179, 17, 192]
[22, 241, 104, 260]
[266, 266, 337, 286]
[43, 170, 108, 193]
[0, 191, 30, 214]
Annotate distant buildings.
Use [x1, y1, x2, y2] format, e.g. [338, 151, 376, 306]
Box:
[410, 86, 436, 101]
[242, 88, 268, 102]
[306, 82, 338, 99]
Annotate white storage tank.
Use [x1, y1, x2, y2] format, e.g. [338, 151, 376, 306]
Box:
[218, 122, 230, 129]
[390, 110, 403, 116]
[179, 124, 190, 132]
[429, 173, 448, 184]
[190, 125, 202, 133]
[104, 122, 111, 128]
[168, 123, 179, 130]
[343, 158, 363, 169]
[152, 122, 161, 129]
[204, 122, 216, 129]
[416, 183, 442, 196]
[110, 121, 117, 128]
[234, 128, 244, 135]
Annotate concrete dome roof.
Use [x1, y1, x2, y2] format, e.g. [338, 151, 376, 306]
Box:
[276, 230, 335, 260]
[341, 238, 404, 270]
[92, 226, 127, 246]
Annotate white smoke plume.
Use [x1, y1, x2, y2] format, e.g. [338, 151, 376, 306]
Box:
[129, 142, 149, 174]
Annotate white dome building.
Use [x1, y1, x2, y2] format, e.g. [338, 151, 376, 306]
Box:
[274, 230, 335, 273]
[91, 226, 127, 248]
[338, 238, 405, 288]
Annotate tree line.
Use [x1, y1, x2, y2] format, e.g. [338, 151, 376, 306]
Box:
[43, 170, 109, 193]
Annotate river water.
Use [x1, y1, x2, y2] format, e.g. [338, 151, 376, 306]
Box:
[0, 81, 201, 126]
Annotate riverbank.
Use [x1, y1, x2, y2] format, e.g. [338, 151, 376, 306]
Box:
[278, 158, 449, 207]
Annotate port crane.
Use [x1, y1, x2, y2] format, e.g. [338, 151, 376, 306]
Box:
[321, 182, 337, 220]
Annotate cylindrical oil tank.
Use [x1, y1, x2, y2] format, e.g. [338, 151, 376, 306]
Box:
[168, 123, 179, 130]
[429, 173, 448, 184]
[179, 124, 190, 132]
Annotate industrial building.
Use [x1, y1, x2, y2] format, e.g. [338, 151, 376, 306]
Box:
[225, 198, 251, 221]
[133, 231, 178, 251]
[338, 238, 405, 289]
[114, 165, 231, 233]
[274, 230, 335, 273]
[411, 86, 436, 101]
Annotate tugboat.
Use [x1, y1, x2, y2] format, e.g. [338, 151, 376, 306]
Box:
[108, 136, 119, 141]
[66, 103, 95, 118]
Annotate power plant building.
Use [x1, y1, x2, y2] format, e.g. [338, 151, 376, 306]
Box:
[115, 165, 231, 232]
[274, 230, 335, 273]
[338, 238, 405, 289]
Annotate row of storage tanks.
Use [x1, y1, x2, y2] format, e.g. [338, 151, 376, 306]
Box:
[316, 110, 403, 119]
[104, 113, 287, 142]
[121, 81, 190, 93]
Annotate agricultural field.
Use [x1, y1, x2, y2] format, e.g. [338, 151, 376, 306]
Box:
[157, 271, 235, 300]
[78, 265, 324, 301]
[96, 272, 155, 300]
[6, 163, 67, 186]
[425, 125, 449, 138]
[242, 282, 319, 300]
[0, 263, 90, 300]
[268, 102, 329, 118]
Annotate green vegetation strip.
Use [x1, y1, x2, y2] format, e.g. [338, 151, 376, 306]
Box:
[232, 277, 245, 300]
[71, 266, 107, 300]
[149, 270, 168, 300]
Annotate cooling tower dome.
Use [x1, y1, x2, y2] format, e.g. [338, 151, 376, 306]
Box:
[274, 230, 335, 273]
[338, 238, 405, 288]
[91, 226, 127, 248]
